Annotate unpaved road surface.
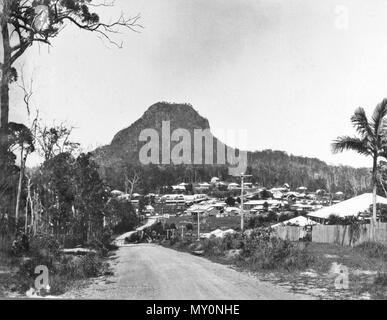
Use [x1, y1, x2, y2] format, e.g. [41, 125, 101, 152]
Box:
[113, 218, 158, 246]
[63, 244, 313, 300]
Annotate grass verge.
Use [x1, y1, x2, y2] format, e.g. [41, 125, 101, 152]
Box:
[161, 231, 387, 299]
[1, 236, 116, 297]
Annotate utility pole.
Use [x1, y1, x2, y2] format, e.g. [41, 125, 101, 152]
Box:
[181, 225, 185, 239]
[240, 173, 252, 232]
[197, 211, 200, 240]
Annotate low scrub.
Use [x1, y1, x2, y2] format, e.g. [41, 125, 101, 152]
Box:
[371, 272, 387, 299]
[359, 271, 387, 299]
[355, 242, 387, 261]
[165, 228, 313, 272]
[239, 229, 313, 271]
[14, 234, 111, 295]
[247, 212, 278, 229]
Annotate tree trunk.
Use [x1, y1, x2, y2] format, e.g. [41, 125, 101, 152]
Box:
[87, 212, 91, 243]
[124, 174, 128, 194]
[0, 21, 11, 145]
[372, 154, 378, 241]
[15, 146, 24, 226]
[24, 196, 28, 233]
[26, 178, 32, 233]
[31, 190, 36, 235]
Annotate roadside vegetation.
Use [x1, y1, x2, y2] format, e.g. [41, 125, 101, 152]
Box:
[18, 238, 114, 296]
[0, 123, 138, 297]
[0, 0, 142, 298]
[1, 234, 117, 297]
[130, 219, 314, 272]
[126, 215, 387, 300]
[162, 228, 313, 271]
[164, 234, 386, 299]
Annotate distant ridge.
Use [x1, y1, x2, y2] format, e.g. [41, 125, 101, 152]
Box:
[93, 102, 371, 193]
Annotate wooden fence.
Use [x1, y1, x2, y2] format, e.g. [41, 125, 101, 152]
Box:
[272, 226, 305, 241]
[311, 222, 387, 246]
[273, 222, 387, 246]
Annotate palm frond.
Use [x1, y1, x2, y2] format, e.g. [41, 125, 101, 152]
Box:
[371, 98, 387, 135]
[351, 107, 373, 138]
[331, 136, 371, 155]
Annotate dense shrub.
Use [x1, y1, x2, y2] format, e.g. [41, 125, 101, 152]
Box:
[242, 229, 313, 270]
[248, 212, 278, 228]
[106, 198, 138, 234]
[175, 237, 194, 250]
[221, 233, 244, 251]
[374, 272, 387, 286]
[200, 238, 224, 256]
[26, 235, 61, 269]
[326, 214, 361, 225]
[17, 252, 108, 295]
[87, 239, 108, 256]
[278, 212, 295, 222]
[244, 236, 312, 271]
[225, 196, 236, 207]
[361, 271, 387, 300]
[165, 227, 313, 272]
[355, 242, 387, 261]
[149, 222, 165, 235]
[77, 253, 104, 277]
[63, 234, 84, 249]
[15, 234, 110, 295]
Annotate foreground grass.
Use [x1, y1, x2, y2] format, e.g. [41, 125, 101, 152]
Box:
[0, 252, 19, 297]
[272, 242, 386, 299]
[0, 238, 116, 297]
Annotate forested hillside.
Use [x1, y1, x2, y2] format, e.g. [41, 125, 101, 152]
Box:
[93, 102, 371, 195]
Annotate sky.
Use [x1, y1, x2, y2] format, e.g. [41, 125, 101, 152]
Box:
[7, 0, 387, 167]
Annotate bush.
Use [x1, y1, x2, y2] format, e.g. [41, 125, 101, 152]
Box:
[125, 232, 141, 243]
[361, 271, 387, 300]
[201, 238, 224, 257]
[225, 196, 236, 207]
[49, 274, 71, 295]
[46, 253, 107, 295]
[169, 227, 313, 271]
[326, 214, 360, 225]
[59, 253, 104, 278]
[63, 235, 84, 249]
[248, 212, 278, 228]
[221, 233, 244, 251]
[26, 235, 61, 270]
[278, 212, 294, 222]
[175, 237, 194, 250]
[87, 239, 108, 256]
[245, 237, 312, 271]
[78, 253, 104, 277]
[355, 242, 387, 261]
[374, 272, 387, 286]
[106, 198, 138, 234]
[169, 223, 177, 230]
[15, 234, 110, 295]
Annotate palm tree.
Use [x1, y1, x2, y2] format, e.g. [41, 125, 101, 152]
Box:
[332, 99, 387, 224]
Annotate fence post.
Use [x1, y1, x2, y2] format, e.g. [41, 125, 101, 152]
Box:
[181, 226, 184, 239]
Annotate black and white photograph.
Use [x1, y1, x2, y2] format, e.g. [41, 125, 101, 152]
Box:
[0, 0, 386, 305]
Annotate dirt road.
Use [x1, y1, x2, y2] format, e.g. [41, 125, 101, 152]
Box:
[63, 244, 313, 300]
[113, 217, 158, 246]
